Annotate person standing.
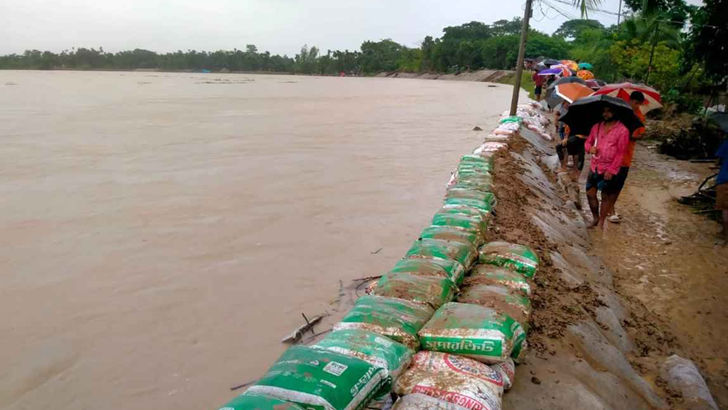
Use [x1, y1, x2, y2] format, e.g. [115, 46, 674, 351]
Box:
[716, 139, 728, 241]
[584, 106, 631, 230]
[609, 91, 647, 223]
[533, 69, 545, 102]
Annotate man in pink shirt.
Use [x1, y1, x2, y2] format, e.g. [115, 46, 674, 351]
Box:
[584, 106, 631, 230]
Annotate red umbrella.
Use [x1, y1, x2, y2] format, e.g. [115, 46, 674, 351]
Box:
[592, 83, 663, 113]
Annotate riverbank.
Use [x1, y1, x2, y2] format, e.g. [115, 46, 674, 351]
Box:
[375, 69, 515, 83]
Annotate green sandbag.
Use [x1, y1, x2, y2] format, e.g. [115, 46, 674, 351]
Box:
[420, 225, 483, 249]
[405, 238, 478, 270]
[431, 213, 486, 238]
[445, 188, 496, 204]
[418, 302, 527, 364]
[373, 272, 456, 310]
[461, 154, 494, 169]
[334, 296, 434, 349]
[436, 205, 485, 219]
[466, 265, 532, 296]
[248, 346, 386, 410]
[457, 284, 532, 328]
[312, 329, 413, 396]
[442, 197, 493, 217]
[450, 180, 494, 193]
[499, 116, 522, 124]
[391, 257, 466, 285]
[479, 241, 539, 278]
[216, 393, 305, 410]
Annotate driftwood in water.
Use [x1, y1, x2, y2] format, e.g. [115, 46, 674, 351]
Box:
[280, 314, 325, 344]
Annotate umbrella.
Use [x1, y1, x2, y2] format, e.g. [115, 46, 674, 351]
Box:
[555, 83, 595, 104]
[546, 77, 588, 108]
[593, 82, 663, 113]
[561, 60, 579, 71]
[543, 59, 560, 67]
[559, 95, 645, 136]
[550, 64, 573, 77]
[537, 68, 564, 76]
[553, 76, 587, 86]
[585, 79, 607, 90]
[578, 62, 593, 70]
[577, 70, 595, 80]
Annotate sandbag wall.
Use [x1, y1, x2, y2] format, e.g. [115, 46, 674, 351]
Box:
[215, 103, 551, 410]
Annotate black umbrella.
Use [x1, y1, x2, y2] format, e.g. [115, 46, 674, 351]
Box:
[553, 76, 587, 86]
[560, 95, 644, 136]
[543, 59, 560, 67]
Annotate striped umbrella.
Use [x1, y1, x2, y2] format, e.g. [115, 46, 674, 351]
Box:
[592, 82, 663, 113]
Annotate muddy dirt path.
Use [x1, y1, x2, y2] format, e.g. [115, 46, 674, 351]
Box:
[587, 142, 728, 407]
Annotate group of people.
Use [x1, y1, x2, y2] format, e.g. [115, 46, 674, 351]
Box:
[555, 91, 647, 231]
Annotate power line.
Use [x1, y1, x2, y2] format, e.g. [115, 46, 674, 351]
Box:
[547, 0, 723, 29]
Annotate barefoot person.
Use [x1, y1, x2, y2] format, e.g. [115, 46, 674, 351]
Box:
[584, 106, 631, 229]
[716, 139, 728, 241]
[533, 69, 545, 102]
[609, 91, 647, 223]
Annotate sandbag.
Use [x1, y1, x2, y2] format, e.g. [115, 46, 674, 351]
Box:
[406, 238, 478, 270]
[436, 205, 487, 220]
[443, 197, 493, 217]
[392, 394, 469, 410]
[335, 296, 434, 349]
[248, 346, 385, 410]
[465, 265, 532, 296]
[457, 285, 531, 328]
[431, 212, 486, 237]
[420, 226, 483, 250]
[373, 272, 456, 310]
[394, 351, 504, 410]
[216, 393, 305, 410]
[460, 154, 494, 169]
[449, 179, 494, 193]
[418, 302, 527, 364]
[312, 329, 413, 395]
[479, 241, 539, 278]
[391, 257, 466, 285]
[490, 358, 516, 391]
[445, 188, 495, 205]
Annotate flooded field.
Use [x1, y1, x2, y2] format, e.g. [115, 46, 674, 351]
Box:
[0, 71, 519, 410]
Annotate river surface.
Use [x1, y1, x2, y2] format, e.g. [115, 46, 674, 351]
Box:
[0, 70, 519, 410]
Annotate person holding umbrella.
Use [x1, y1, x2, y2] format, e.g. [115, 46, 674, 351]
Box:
[608, 91, 647, 223]
[584, 106, 631, 229]
[560, 95, 644, 230]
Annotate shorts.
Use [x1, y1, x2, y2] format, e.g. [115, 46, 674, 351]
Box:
[717, 183, 728, 211]
[535, 85, 542, 96]
[586, 170, 623, 194]
[610, 167, 630, 193]
[566, 136, 586, 171]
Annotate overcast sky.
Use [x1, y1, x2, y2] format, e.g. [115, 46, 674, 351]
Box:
[0, 0, 703, 56]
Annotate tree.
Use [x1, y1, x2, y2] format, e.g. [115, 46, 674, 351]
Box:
[359, 39, 406, 73]
[442, 21, 492, 42]
[554, 19, 605, 41]
[683, 0, 728, 82]
[490, 19, 523, 37]
[572, 0, 603, 18]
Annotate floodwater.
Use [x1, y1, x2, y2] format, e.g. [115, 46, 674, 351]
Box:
[0, 71, 519, 410]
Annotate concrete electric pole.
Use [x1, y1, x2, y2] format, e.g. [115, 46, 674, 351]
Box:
[509, 0, 535, 116]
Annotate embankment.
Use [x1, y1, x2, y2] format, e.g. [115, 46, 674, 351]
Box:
[375, 69, 515, 83]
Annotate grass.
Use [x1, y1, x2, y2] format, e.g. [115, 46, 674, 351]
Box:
[497, 71, 536, 100]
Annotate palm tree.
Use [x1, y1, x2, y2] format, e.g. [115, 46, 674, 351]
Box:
[572, 0, 603, 18]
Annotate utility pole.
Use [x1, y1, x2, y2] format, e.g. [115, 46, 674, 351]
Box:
[509, 0, 534, 116]
[645, 22, 659, 84]
[617, 0, 623, 26]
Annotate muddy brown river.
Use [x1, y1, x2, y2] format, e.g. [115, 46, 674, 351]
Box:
[0, 71, 520, 410]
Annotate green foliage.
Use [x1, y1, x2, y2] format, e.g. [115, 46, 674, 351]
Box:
[572, 0, 604, 18]
[663, 89, 704, 114]
[554, 19, 605, 40]
[683, 0, 728, 82]
[609, 39, 681, 90]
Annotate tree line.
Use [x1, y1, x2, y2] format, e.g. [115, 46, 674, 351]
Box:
[1, 0, 724, 104]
